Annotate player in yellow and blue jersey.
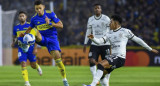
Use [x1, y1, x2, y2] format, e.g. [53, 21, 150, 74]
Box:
[12, 11, 42, 86]
[21, 0, 69, 86]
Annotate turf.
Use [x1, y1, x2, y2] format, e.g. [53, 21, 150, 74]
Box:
[0, 66, 160, 86]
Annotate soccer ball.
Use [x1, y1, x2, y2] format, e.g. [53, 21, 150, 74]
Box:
[23, 34, 35, 45]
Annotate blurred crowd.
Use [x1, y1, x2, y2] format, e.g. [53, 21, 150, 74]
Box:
[0, 0, 160, 46]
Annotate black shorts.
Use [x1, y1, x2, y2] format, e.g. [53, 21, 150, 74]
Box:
[88, 45, 111, 61]
[105, 55, 125, 73]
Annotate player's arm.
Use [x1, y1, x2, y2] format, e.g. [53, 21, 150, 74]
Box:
[45, 16, 63, 29]
[83, 18, 92, 53]
[88, 34, 108, 45]
[33, 43, 38, 55]
[23, 18, 34, 35]
[12, 26, 18, 47]
[12, 35, 17, 47]
[126, 29, 158, 54]
[83, 27, 91, 53]
[52, 21, 63, 29]
[131, 36, 159, 54]
[25, 27, 33, 34]
[19, 27, 33, 37]
[45, 11, 63, 29]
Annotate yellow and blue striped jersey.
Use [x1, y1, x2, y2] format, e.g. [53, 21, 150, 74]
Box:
[13, 22, 30, 37]
[30, 10, 60, 37]
[13, 22, 34, 52]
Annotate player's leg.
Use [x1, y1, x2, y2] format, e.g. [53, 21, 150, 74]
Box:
[18, 51, 31, 86]
[29, 28, 42, 42]
[100, 70, 110, 86]
[50, 50, 69, 86]
[50, 51, 66, 79]
[30, 62, 42, 76]
[90, 59, 111, 86]
[88, 56, 125, 86]
[83, 59, 110, 86]
[100, 45, 111, 86]
[27, 49, 42, 76]
[88, 45, 99, 79]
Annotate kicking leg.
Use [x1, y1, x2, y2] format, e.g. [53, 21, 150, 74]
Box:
[90, 60, 110, 86]
[29, 28, 42, 42]
[100, 70, 110, 86]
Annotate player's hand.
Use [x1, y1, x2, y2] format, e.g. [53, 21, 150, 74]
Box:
[88, 34, 94, 39]
[11, 42, 15, 47]
[33, 48, 37, 55]
[151, 49, 159, 54]
[19, 33, 25, 37]
[45, 16, 50, 25]
[83, 45, 87, 53]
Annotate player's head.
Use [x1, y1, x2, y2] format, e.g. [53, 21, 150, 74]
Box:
[93, 4, 102, 16]
[34, 0, 45, 16]
[18, 11, 27, 23]
[110, 15, 122, 30]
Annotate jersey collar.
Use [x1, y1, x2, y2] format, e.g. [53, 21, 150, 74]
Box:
[37, 10, 46, 17]
[113, 27, 121, 32]
[94, 14, 102, 20]
[20, 21, 27, 26]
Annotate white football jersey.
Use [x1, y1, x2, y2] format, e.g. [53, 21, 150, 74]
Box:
[92, 27, 152, 59]
[84, 14, 110, 46]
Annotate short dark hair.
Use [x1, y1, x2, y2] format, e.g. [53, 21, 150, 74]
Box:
[18, 11, 27, 16]
[111, 15, 122, 24]
[34, 0, 44, 5]
[94, 3, 101, 7]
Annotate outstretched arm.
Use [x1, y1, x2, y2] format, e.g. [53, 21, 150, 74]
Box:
[88, 34, 108, 45]
[131, 36, 159, 54]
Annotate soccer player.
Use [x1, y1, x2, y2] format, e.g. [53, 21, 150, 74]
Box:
[12, 11, 42, 86]
[21, 0, 69, 86]
[83, 15, 159, 86]
[83, 4, 111, 86]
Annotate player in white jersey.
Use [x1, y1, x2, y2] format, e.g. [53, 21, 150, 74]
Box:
[83, 4, 111, 86]
[83, 15, 159, 86]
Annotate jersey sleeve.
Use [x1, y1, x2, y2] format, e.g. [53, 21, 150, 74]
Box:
[92, 35, 108, 45]
[30, 18, 35, 28]
[51, 12, 60, 23]
[131, 36, 152, 51]
[84, 18, 92, 44]
[125, 29, 135, 39]
[13, 26, 17, 36]
[105, 16, 111, 27]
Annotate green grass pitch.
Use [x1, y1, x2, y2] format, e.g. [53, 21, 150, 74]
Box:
[0, 66, 160, 86]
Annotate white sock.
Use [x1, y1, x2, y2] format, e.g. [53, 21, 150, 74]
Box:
[63, 78, 67, 81]
[90, 69, 103, 86]
[37, 66, 42, 75]
[90, 65, 97, 78]
[100, 74, 110, 86]
[25, 81, 30, 85]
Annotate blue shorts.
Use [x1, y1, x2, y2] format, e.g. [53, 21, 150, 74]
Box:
[18, 45, 36, 63]
[37, 35, 61, 53]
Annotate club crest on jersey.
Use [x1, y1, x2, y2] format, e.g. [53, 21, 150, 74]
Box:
[119, 33, 123, 38]
[37, 21, 40, 24]
[101, 22, 105, 27]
